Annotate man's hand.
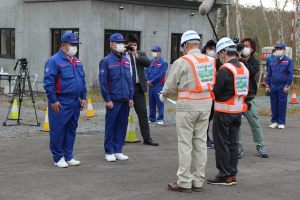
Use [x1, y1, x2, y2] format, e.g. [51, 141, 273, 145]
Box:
[129, 100, 134, 108]
[147, 81, 152, 86]
[81, 99, 87, 111]
[106, 101, 113, 109]
[51, 101, 62, 113]
[159, 93, 166, 103]
[283, 86, 290, 93]
[265, 87, 270, 95]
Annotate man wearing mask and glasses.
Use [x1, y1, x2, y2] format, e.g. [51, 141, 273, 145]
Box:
[44, 32, 87, 168]
[237, 37, 269, 159]
[265, 43, 294, 129]
[99, 33, 134, 162]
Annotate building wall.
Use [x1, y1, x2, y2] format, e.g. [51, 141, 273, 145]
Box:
[0, 0, 218, 88]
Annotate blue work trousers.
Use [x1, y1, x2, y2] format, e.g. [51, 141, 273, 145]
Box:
[104, 101, 129, 154]
[148, 86, 164, 122]
[270, 84, 288, 125]
[48, 97, 80, 162]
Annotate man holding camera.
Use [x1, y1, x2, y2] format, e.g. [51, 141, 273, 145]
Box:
[125, 35, 159, 146]
[44, 32, 87, 168]
[237, 38, 269, 159]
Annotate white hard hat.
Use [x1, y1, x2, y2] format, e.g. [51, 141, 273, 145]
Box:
[216, 37, 236, 53]
[180, 30, 201, 45]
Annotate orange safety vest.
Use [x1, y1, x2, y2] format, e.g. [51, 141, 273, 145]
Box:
[177, 53, 216, 100]
[214, 62, 250, 113]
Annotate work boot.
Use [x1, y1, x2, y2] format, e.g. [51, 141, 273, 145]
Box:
[167, 183, 192, 193]
[67, 158, 81, 166]
[207, 176, 235, 186]
[54, 157, 68, 168]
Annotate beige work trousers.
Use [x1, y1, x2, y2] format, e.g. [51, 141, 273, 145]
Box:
[176, 110, 210, 188]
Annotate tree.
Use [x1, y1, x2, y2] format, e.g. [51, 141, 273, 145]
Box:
[260, 0, 273, 45]
[226, 5, 230, 37]
[273, 0, 290, 43]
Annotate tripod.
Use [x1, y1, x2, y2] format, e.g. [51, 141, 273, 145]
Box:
[3, 58, 40, 126]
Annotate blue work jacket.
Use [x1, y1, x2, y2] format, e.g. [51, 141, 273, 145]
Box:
[146, 57, 168, 87]
[266, 55, 294, 87]
[99, 51, 134, 102]
[44, 50, 87, 103]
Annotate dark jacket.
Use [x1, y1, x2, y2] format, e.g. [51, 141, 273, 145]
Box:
[240, 55, 260, 101]
[213, 58, 243, 102]
[135, 51, 151, 93]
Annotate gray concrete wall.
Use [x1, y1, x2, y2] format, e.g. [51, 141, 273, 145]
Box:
[0, 0, 218, 88]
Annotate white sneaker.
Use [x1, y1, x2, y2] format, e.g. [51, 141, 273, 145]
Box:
[269, 123, 278, 129]
[105, 154, 116, 162]
[115, 153, 129, 161]
[157, 120, 164, 125]
[67, 158, 81, 166]
[278, 124, 285, 129]
[54, 157, 68, 168]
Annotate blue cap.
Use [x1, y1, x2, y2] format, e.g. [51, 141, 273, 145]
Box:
[275, 43, 286, 49]
[61, 32, 80, 44]
[151, 45, 162, 52]
[110, 33, 126, 42]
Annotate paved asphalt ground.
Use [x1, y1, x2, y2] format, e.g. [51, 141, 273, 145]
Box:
[0, 115, 299, 200]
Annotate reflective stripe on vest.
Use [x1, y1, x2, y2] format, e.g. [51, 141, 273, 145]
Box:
[214, 62, 249, 113]
[177, 53, 216, 100]
[178, 91, 212, 100]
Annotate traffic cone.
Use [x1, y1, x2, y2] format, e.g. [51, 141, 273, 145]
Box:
[41, 107, 50, 132]
[86, 98, 95, 118]
[8, 99, 19, 120]
[125, 114, 141, 143]
[289, 89, 299, 104]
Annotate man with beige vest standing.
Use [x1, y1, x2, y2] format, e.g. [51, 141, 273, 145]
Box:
[160, 30, 216, 192]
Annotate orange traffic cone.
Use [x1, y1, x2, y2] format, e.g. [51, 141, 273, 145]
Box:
[41, 107, 50, 132]
[86, 98, 95, 118]
[289, 90, 299, 104]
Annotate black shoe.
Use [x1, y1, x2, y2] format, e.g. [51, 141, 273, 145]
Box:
[192, 186, 203, 192]
[143, 140, 159, 146]
[207, 176, 235, 186]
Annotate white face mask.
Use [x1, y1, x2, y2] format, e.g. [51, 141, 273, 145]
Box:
[241, 47, 251, 57]
[152, 52, 158, 58]
[206, 50, 216, 58]
[116, 43, 125, 53]
[272, 52, 277, 57]
[68, 46, 77, 57]
[276, 50, 284, 57]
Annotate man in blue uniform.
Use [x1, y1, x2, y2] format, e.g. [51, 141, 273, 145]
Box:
[99, 33, 134, 162]
[44, 32, 87, 168]
[266, 43, 294, 129]
[146, 45, 168, 125]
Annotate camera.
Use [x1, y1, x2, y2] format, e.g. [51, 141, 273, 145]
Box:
[14, 58, 28, 71]
[232, 38, 245, 52]
[125, 44, 136, 51]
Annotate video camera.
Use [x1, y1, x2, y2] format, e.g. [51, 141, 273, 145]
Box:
[14, 58, 28, 71]
[125, 44, 136, 51]
[232, 38, 245, 52]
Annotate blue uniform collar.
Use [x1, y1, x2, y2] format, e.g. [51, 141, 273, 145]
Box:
[109, 51, 123, 60]
[153, 56, 163, 63]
